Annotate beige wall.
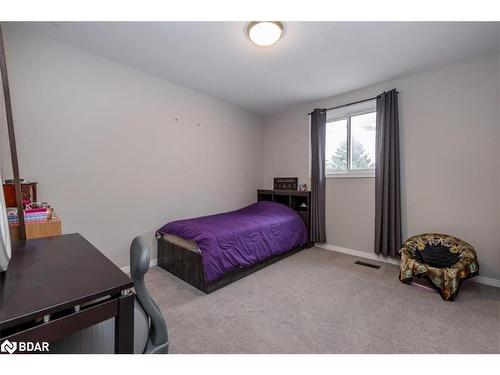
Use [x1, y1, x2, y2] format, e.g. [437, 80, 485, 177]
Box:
[0, 28, 264, 268]
[263, 53, 500, 280]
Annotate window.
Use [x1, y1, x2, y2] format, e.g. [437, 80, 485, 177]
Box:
[325, 101, 376, 177]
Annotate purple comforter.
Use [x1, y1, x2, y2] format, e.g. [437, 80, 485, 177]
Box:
[157, 201, 308, 284]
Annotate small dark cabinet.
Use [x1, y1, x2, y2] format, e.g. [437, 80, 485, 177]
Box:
[257, 189, 312, 244]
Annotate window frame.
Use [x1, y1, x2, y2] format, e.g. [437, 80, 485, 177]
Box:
[325, 105, 376, 179]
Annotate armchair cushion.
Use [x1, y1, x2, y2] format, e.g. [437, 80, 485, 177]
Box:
[414, 244, 460, 268]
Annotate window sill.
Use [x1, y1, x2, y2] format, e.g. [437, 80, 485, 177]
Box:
[326, 173, 375, 179]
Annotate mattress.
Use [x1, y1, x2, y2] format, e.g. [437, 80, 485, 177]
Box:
[162, 234, 199, 253]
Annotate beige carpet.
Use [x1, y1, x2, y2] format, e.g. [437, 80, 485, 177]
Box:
[146, 247, 500, 353]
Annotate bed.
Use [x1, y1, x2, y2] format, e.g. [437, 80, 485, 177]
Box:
[156, 200, 311, 293]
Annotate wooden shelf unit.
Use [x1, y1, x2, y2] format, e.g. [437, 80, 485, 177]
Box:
[9, 217, 62, 240]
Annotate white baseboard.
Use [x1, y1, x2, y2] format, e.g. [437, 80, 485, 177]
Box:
[316, 243, 400, 265]
[472, 276, 500, 288]
[120, 258, 158, 274]
[315, 243, 500, 288]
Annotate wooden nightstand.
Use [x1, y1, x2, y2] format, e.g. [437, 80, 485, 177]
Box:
[9, 217, 62, 240]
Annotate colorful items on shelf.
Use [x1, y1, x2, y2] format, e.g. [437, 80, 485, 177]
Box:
[7, 207, 50, 224]
[2, 180, 38, 208]
[3, 178, 57, 226]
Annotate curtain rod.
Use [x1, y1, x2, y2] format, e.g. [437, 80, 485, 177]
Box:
[307, 90, 399, 116]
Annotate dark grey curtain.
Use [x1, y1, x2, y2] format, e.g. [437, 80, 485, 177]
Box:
[374, 89, 401, 257]
[310, 109, 327, 243]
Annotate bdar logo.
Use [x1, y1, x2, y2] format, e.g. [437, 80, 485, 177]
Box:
[1, 339, 17, 354]
[0, 340, 48, 354]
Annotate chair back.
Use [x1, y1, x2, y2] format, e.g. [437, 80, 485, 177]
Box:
[130, 236, 169, 354]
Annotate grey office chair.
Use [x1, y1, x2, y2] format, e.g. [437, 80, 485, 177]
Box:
[130, 236, 168, 354]
[50, 236, 169, 354]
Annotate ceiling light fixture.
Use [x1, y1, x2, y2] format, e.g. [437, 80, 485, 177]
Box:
[247, 21, 284, 47]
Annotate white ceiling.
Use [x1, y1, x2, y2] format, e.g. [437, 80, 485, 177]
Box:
[12, 22, 500, 115]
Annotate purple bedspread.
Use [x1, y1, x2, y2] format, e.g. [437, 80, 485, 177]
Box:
[157, 201, 308, 284]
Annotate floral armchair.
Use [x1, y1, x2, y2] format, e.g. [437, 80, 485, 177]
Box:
[399, 233, 479, 301]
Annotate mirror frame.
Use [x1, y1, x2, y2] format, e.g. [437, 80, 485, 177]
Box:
[0, 171, 11, 271]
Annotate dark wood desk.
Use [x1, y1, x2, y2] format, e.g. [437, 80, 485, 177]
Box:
[0, 233, 134, 354]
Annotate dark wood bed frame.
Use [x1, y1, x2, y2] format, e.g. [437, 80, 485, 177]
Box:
[157, 239, 313, 293]
[157, 190, 313, 294]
